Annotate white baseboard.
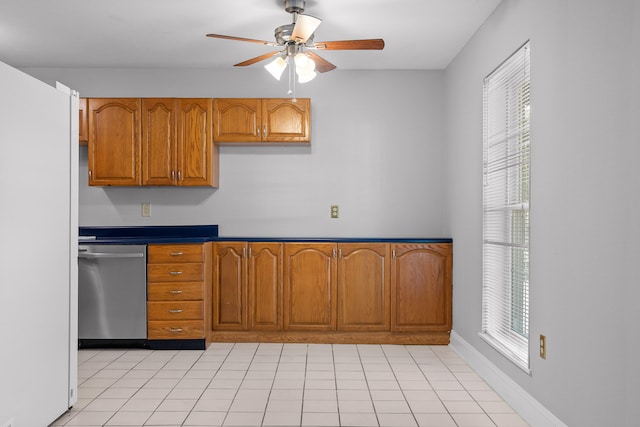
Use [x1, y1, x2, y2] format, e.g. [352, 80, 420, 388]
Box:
[450, 331, 567, 427]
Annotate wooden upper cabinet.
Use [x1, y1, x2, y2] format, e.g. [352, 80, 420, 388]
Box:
[262, 98, 310, 142]
[178, 99, 218, 186]
[284, 243, 337, 331]
[338, 243, 390, 332]
[142, 98, 176, 186]
[87, 97, 217, 187]
[78, 98, 88, 145]
[213, 242, 247, 331]
[213, 98, 310, 144]
[88, 98, 141, 186]
[391, 243, 452, 333]
[249, 242, 283, 331]
[213, 98, 261, 142]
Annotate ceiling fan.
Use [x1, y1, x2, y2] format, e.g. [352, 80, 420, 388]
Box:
[206, 0, 384, 82]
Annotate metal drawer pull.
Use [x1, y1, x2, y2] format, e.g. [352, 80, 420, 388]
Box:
[169, 290, 183, 294]
[170, 252, 183, 256]
[168, 309, 183, 313]
[169, 271, 183, 275]
[169, 328, 183, 332]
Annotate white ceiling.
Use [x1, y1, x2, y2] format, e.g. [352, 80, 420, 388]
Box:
[0, 0, 501, 71]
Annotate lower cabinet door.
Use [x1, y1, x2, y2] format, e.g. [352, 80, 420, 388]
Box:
[283, 243, 337, 331]
[213, 242, 247, 330]
[338, 243, 390, 331]
[249, 242, 283, 331]
[391, 243, 452, 332]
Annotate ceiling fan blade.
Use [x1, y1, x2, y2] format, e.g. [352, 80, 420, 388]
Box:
[313, 39, 385, 50]
[206, 34, 276, 47]
[305, 51, 336, 73]
[291, 14, 322, 43]
[234, 51, 282, 67]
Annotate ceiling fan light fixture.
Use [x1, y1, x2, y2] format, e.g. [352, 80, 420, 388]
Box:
[297, 69, 317, 83]
[294, 52, 315, 73]
[291, 14, 322, 43]
[264, 56, 288, 80]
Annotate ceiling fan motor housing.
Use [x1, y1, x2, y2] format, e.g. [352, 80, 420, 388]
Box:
[284, 0, 305, 14]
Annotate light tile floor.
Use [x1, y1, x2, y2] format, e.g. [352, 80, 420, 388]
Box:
[51, 343, 528, 427]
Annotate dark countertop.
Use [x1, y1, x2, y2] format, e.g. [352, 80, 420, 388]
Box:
[79, 225, 451, 244]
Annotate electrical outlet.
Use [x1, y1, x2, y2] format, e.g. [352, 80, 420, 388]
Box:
[540, 334, 546, 359]
[141, 202, 151, 217]
[330, 205, 339, 218]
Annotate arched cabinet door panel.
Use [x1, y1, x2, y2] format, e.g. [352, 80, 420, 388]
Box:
[88, 98, 141, 186]
[284, 243, 337, 331]
[337, 243, 391, 332]
[391, 244, 452, 332]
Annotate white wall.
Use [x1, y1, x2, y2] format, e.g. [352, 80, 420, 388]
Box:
[23, 67, 446, 238]
[445, 1, 640, 425]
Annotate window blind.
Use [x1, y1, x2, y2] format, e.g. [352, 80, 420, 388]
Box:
[481, 41, 531, 372]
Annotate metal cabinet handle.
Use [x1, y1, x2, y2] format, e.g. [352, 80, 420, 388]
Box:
[170, 252, 183, 256]
[257, 127, 261, 137]
[169, 328, 183, 332]
[339, 249, 343, 258]
[88, 170, 92, 180]
[249, 247, 253, 257]
[171, 170, 175, 181]
[177, 170, 182, 181]
[263, 125, 267, 137]
[242, 247, 247, 257]
[332, 248, 337, 258]
[169, 290, 183, 294]
[168, 309, 183, 313]
[169, 271, 183, 275]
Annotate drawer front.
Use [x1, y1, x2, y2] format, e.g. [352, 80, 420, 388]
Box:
[148, 281, 204, 301]
[148, 301, 203, 320]
[148, 244, 204, 263]
[148, 320, 204, 339]
[147, 263, 203, 282]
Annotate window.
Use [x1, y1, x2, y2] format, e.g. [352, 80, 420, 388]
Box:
[481, 42, 531, 372]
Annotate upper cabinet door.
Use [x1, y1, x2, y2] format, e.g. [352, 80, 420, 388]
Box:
[78, 98, 88, 145]
[262, 98, 310, 143]
[213, 98, 261, 143]
[177, 99, 217, 187]
[88, 98, 141, 186]
[142, 98, 177, 186]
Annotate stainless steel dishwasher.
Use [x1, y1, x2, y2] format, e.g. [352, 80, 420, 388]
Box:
[78, 244, 147, 345]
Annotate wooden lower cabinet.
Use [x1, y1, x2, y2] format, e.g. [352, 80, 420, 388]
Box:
[338, 243, 390, 331]
[391, 243, 452, 333]
[212, 242, 283, 332]
[208, 240, 452, 345]
[212, 242, 247, 330]
[283, 243, 337, 331]
[147, 243, 212, 347]
[249, 243, 283, 330]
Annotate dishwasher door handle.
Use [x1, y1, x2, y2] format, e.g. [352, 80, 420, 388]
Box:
[78, 252, 145, 259]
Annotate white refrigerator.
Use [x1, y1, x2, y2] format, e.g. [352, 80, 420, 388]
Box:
[0, 60, 78, 426]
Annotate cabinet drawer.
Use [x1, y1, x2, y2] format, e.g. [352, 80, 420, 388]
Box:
[148, 244, 204, 263]
[148, 281, 203, 301]
[148, 320, 204, 339]
[148, 301, 203, 320]
[147, 263, 203, 282]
